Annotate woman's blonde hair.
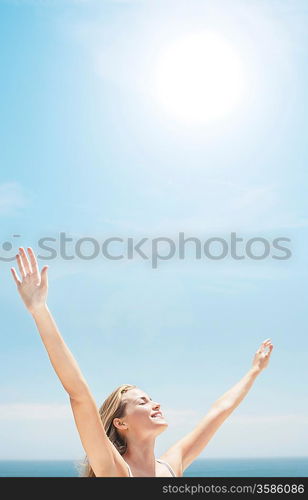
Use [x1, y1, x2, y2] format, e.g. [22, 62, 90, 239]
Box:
[82, 384, 136, 477]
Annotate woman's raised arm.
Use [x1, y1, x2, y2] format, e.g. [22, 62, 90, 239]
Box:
[10, 247, 128, 477]
[160, 339, 274, 474]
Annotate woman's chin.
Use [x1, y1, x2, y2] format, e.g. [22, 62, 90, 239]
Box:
[154, 422, 168, 437]
[151, 417, 168, 428]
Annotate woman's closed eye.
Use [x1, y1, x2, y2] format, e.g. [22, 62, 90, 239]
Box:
[138, 397, 151, 405]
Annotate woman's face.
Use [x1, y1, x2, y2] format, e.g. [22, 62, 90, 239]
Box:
[118, 387, 168, 437]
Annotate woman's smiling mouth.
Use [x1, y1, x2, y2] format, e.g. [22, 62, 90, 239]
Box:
[151, 411, 163, 419]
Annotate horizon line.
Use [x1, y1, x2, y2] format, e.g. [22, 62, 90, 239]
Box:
[1, 456, 307, 461]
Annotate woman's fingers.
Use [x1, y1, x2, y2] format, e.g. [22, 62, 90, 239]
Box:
[13, 247, 46, 286]
[256, 339, 273, 357]
[18, 247, 32, 275]
[263, 342, 273, 356]
[11, 267, 21, 286]
[27, 247, 39, 279]
[16, 253, 26, 278]
[265, 344, 274, 356]
[260, 339, 271, 350]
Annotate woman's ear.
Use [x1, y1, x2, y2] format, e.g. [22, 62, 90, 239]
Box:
[113, 418, 128, 430]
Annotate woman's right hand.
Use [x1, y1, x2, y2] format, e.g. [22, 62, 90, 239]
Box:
[11, 247, 49, 315]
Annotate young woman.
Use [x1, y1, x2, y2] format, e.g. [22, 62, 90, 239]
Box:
[11, 247, 274, 477]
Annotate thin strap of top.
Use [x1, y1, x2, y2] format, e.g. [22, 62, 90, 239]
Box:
[156, 459, 176, 477]
[126, 459, 176, 477]
[127, 463, 133, 477]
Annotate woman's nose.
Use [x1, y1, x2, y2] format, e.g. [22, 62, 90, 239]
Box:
[152, 401, 160, 410]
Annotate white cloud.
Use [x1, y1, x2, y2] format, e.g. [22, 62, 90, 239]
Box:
[0, 403, 71, 420]
[231, 413, 308, 425]
[165, 409, 308, 428]
[0, 182, 28, 216]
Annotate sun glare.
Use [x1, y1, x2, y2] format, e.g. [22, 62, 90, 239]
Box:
[155, 32, 245, 124]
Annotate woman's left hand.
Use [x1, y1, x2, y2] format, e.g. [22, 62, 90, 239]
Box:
[252, 338, 274, 373]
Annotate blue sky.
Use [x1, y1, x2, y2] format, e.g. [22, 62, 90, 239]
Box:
[0, 0, 307, 460]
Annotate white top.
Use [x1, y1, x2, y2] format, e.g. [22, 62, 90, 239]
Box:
[126, 458, 176, 477]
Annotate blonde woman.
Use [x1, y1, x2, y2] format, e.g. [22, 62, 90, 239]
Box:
[11, 247, 274, 478]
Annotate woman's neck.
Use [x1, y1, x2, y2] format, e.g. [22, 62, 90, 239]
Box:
[123, 437, 157, 476]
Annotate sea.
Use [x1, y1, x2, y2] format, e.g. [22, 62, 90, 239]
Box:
[0, 457, 307, 477]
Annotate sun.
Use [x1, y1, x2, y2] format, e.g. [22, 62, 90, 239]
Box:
[154, 32, 245, 124]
